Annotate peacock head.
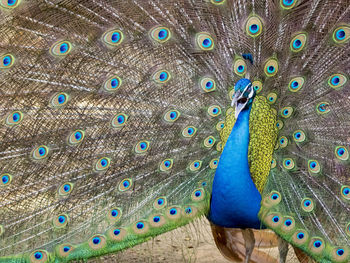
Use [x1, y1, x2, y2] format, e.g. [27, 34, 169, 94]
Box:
[232, 78, 255, 119]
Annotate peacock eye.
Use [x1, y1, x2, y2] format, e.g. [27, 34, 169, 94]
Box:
[237, 98, 248, 104]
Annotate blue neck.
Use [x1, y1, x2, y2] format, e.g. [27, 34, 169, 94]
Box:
[209, 106, 262, 228]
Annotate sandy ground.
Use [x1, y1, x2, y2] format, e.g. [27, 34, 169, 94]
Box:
[86, 219, 300, 263]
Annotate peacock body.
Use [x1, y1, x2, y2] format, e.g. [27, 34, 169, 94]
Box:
[0, 0, 349, 262]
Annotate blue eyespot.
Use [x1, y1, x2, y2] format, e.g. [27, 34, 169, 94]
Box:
[111, 78, 119, 88]
[343, 187, 350, 196]
[304, 200, 311, 207]
[283, 109, 289, 115]
[194, 162, 199, 168]
[331, 76, 340, 86]
[58, 94, 66, 104]
[237, 65, 245, 73]
[136, 222, 144, 229]
[187, 128, 194, 135]
[185, 207, 192, 214]
[205, 81, 214, 89]
[113, 229, 121, 236]
[318, 103, 327, 112]
[63, 184, 70, 192]
[267, 66, 275, 73]
[213, 108, 218, 114]
[63, 246, 70, 252]
[170, 208, 177, 215]
[338, 148, 345, 156]
[283, 0, 294, 6]
[3, 56, 11, 66]
[157, 198, 164, 205]
[111, 32, 121, 43]
[213, 160, 218, 165]
[38, 147, 46, 156]
[285, 160, 291, 165]
[159, 72, 168, 82]
[74, 131, 82, 140]
[294, 132, 301, 139]
[140, 142, 147, 150]
[336, 29, 346, 41]
[123, 180, 129, 188]
[34, 252, 43, 260]
[297, 232, 304, 239]
[7, 0, 17, 6]
[202, 181, 207, 186]
[284, 219, 292, 226]
[291, 81, 299, 89]
[111, 209, 118, 217]
[164, 160, 171, 167]
[272, 216, 280, 223]
[337, 249, 345, 256]
[271, 193, 279, 200]
[280, 138, 285, 144]
[249, 24, 259, 34]
[158, 29, 168, 40]
[313, 240, 322, 248]
[195, 190, 202, 197]
[309, 161, 317, 169]
[169, 111, 177, 120]
[153, 216, 160, 223]
[58, 215, 66, 224]
[2, 175, 9, 184]
[202, 38, 212, 48]
[293, 39, 302, 49]
[100, 158, 108, 167]
[93, 237, 101, 245]
[60, 43, 69, 54]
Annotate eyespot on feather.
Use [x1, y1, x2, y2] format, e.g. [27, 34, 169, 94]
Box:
[111, 113, 128, 128]
[209, 158, 219, 169]
[132, 221, 149, 235]
[233, 58, 247, 76]
[196, 32, 214, 50]
[191, 188, 205, 202]
[189, 160, 202, 172]
[211, 0, 226, 4]
[289, 77, 305, 92]
[135, 140, 150, 154]
[264, 213, 282, 228]
[216, 121, 225, 131]
[50, 40, 72, 56]
[95, 157, 111, 171]
[328, 73, 347, 89]
[183, 205, 198, 218]
[150, 26, 171, 43]
[88, 235, 106, 250]
[164, 110, 180, 122]
[0, 0, 21, 9]
[245, 16, 263, 37]
[107, 208, 122, 223]
[290, 33, 307, 52]
[182, 126, 197, 138]
[29, 250, 48, 263]
[276, 120, 284, 130]
[153, 70, 171, 83]
[102, 29, 124, 46]
[208, 105, 222, 117]
[308, 160, 320, 175]
[107, 227, 127, 241]
[50, 92, 69, 108]
[153, 197, 167, 209]
[0, 54, 15, 68]
[58, 182, 74, 196]
[331, 247, 349, 262]
[252, 80, 263, 94]
[149, 214, 166, 227]
[293, 130, 306, 143]
[160, 159, 173, 172]
[308, 237, 325, 254]
[341, 185, 350, 200]
[32, 145, 49, 160]
[335, 146, 349, 161]
[292, 230, 309, 245]
[301, 198, 314, 212]
[166, 207, 181, 220]
[200, 77, 216, 92]
[316, 102, 330, 114]
[332, 25, 350, 44]
[53, 214, 69, 229]
[283, 158, 295, 170]
[280, 106, 293, 118]
[57, 244, 74, 257]
[281, 217, 295, 232]
[1, 173, 12, 187]
[68, 130, 85, 145]
[279, 136, 288, 148]
[119, 178, 132, 192]
[103, 76, 122, 92]
[264, 58, 279, 77]
[280, 0, 297, 9]
[5, 111, 23, 126]
[203, 136, 216, 148]
[271, 158, 276, 169]
[267, 93, 277, 104]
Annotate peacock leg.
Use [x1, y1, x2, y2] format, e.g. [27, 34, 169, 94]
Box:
[242, 228, 255, 263]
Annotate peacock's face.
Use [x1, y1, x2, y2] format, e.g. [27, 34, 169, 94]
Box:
[232, 78, 256, 119]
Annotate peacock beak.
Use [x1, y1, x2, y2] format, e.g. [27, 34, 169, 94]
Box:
[231, 83, 254, 119]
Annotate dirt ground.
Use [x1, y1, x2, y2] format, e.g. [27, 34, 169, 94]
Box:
[87, 219, 300, 263]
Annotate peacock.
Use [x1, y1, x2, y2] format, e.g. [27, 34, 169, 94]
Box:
[0, 0, 349, 262]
